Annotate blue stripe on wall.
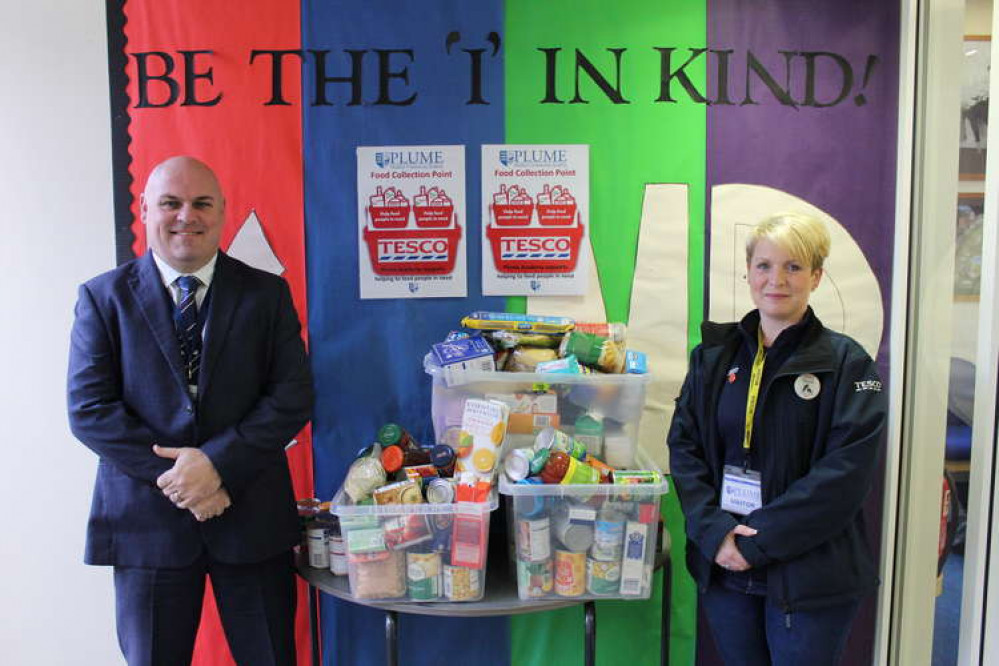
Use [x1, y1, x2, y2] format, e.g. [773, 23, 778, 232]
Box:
[301, 1, 508, 663]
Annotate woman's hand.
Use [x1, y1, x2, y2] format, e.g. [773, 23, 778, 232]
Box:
[714, 524, 759, 571]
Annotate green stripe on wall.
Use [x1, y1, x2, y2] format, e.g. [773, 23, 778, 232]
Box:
[504, 2, 705, 664]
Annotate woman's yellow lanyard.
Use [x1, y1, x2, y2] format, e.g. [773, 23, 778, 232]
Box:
[741, 326, 767, 467]
[720, 326, 767, 516]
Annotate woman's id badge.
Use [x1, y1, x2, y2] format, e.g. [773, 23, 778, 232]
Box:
[720, 465, 762, 515]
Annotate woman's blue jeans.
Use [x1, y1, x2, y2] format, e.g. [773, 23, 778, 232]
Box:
[700, 581, 860, 666]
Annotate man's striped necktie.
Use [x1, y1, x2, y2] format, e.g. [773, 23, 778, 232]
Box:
[173, 275, 202, 388]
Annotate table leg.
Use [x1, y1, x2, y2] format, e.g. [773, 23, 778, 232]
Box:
[308, 584, 321, 666]
[385, 610, 399, 666]
[584, 601, 596, 666]
[661, 558, 671, 666]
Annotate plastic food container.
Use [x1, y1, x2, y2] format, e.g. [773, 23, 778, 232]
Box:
[499, 451, 667, 601]
[425, 365, 650, 469]
[331, 486, 498, 602]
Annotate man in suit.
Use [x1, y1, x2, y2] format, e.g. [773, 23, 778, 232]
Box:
[68, 156, 313, 665]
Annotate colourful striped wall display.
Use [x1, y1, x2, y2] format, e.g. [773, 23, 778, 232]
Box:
[106, 2, 899, 664]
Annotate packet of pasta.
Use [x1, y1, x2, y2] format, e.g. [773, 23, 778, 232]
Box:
[460, 311, 574, 334]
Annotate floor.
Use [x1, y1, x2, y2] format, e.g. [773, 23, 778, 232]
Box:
[933, 553, 964, 665]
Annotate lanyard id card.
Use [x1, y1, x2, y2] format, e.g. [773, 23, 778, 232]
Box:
[720, 326, 766, 516]
[721, 464, 762, 516]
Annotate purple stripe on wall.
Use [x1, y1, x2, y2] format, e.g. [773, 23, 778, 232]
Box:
[704, 2, 900, 665]
[706, 0, 899, 362]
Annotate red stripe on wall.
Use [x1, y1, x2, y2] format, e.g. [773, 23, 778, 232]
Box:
[121, 2, 312, 664]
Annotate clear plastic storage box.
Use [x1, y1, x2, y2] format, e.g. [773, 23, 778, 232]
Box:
[499, 451, 668, 601]
[425, 365, 651, 468]
[331, 486, 498, 602]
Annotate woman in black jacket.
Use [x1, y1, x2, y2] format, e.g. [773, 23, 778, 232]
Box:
[667, 213, 886, 666]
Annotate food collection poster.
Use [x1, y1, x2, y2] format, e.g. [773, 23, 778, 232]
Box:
[357, 145, 467, 299]
[481, 144, 590, 296]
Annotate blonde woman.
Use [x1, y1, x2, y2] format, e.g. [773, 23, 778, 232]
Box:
[667, 213, 886, 665]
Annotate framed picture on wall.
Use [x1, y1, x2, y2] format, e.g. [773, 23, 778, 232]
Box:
[960, 36, 990, 179]
[956, 192, 984, 299]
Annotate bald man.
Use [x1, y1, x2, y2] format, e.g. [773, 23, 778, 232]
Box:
[68, 156, 313, 665]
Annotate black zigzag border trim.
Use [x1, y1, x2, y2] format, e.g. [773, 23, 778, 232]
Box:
[106, 0, 135, 265]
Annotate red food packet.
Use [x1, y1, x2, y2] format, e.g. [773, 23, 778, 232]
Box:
[454, 475, 491, 503]
[450, 506, 488, 569]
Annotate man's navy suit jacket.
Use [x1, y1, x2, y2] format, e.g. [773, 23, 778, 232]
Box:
[68, 251, 314, 568]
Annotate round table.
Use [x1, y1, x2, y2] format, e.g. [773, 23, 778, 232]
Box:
[297, 550, 671, 666]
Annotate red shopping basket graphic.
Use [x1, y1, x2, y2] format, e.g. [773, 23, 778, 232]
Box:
[486, 223, 585, 273]
[367, 204, 411, 229]
[363, 225, 462, 275]
[413, 204, 454, 228]
[537, 203, 577, 226]
[491, 203, 534, 226]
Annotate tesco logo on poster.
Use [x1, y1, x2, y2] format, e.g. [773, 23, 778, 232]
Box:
[499, 236, 572, 253]
[377, 237, 449, 259]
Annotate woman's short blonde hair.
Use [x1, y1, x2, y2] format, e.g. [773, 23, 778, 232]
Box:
[745, 212, 831, 271]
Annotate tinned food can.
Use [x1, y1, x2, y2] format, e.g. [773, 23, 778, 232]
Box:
[503, 448, 532, 482]
[516, 517, 552, 562]
[586, 558, 622, 596]
[551, 504, 595, 553]
[328, 535, 348, 575]
[306, 510, 336, 568]
[516, 558, 554, 598]
[406, 552, 442, 601]
[327, 514, 348, 575]
[612, 470, 664, 485]
[611, 470, 662, 501]
[426, 478, 456, 504]
[306, 525, 330, 568]
[534, 427, 588, 461]
[591, 509, 626, 561]
[443, 565, 482, 601]
[554, 549, 586, 597]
